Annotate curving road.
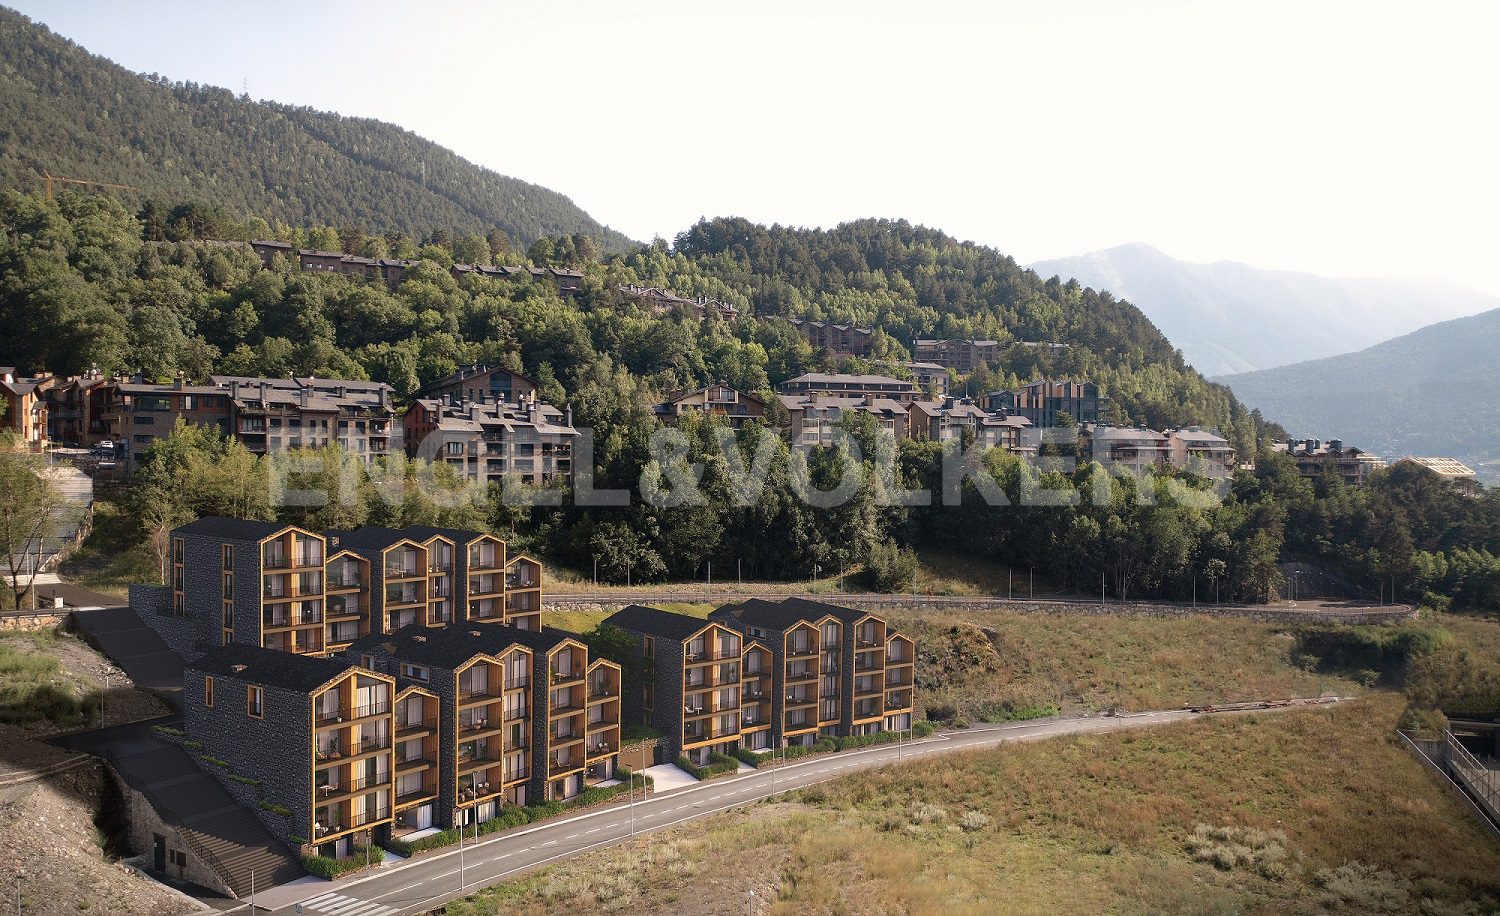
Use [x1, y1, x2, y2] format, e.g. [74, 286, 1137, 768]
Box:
[230, 700, 1345, 916]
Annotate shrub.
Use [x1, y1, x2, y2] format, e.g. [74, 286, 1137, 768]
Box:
[958, 810, 992, 831]
[733, 747, 770, 767]
[675, 754, 738, 780]
[202, 755, 230, 767]
[301, 844, 381, 879]
[287, 835, 306, 846]
[227, 774, 261, 786]
[258, 801, 291, 817]
[1185, 824, 1291, 880]
[912, 721, 937, 737]
[151, 725, 183, 736]
[975, 703, 1057, 724]
[1313, 862, 1412, 911]
[180, 739, 202, 749]
[867, 540, 919, 592]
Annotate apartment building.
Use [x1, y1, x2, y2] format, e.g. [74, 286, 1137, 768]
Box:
[653, 385, 767, 430]
[601, 606, 746, 765]
[902, 362, 950, 398]
[1274, 438, 1388, 487]
[785, 319, 874, 357]
[777, 393, 911, 447]
[346, 624, 621, 822]
[778, 373, 919, 404]
[142, 519, 540, 658]
[710, 598, 914, 743]
[986, 379, 1108, 428]
[420, 365, 538, 408]
[1, 367, 52, 448]
[1166, 426, 1237, 479]
[1081, 425, 1173, 475]
[913, 339, 1001, 373]
[619, 285, 740, 322]
[41, 367, 109, 445]
[183, 644, 396, 859]
[605, 600, 915, 761]
[402, 394, 576, 487]
[88, 373, 395, 471]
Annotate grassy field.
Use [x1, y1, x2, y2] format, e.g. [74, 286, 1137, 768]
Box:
[441, 693, 1500, 915]
[888, 607, 1377, 721]
[0, 630, 89, 727]
[544, 602, 715, 637]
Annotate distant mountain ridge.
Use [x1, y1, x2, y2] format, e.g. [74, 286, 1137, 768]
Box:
[0, 6, 634, 248]
[1029, 243, 1499, 376]
[1218, 307, 1500, 481]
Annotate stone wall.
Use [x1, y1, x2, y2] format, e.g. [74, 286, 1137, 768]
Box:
[547, 598, 1415, 627]
[0, 611, 68, 632]
[110, 766, 235, 898]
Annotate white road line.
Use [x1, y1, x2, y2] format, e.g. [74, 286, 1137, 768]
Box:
[301, 892, 340, 906]
[585, 827, 600, 834]
[565, 832, 579, 839]
[377, 883, 423, 898]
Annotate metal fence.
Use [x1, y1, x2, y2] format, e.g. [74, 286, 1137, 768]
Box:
[1445, 730, 1500, 825]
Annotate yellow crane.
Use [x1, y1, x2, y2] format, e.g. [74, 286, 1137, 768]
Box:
[35, 173, 139, 199]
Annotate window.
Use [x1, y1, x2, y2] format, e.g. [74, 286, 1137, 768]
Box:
[643, 681, 654, 711]
[247, 685, 263, 718]
[222, 629, 232, 646]
[401, 664, 429, 682]
[222, 545, 233, 571]
[643, 636, 654, 659]
[222, 573, 233, 599]
[222, 602, 233, 628]
[361, 654, 375, 671]
[205, 676, 214, 707]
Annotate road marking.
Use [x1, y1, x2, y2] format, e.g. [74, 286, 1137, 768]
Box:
[302, 895, 396, 916]
[565, 832, 579, 839]
[541, 840, 557, 847]
[585, 827, 600, 834]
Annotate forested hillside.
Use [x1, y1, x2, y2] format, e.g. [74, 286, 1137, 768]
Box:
[1221, 308, 1500, 483]
[12, 191, 1499, 609]
[0, 7, 632, 249]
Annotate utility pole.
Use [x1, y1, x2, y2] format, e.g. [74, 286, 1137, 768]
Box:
[1101, 572, 1106, 607]
[707, 561, 711, 592]
[1008, 570, 1012, 600]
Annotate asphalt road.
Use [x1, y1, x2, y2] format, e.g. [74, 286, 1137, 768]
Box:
[229, 706, 1274, 916]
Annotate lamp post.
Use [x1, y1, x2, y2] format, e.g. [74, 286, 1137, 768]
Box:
[593, 555, 598, 587]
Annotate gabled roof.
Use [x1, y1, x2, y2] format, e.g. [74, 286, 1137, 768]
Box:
[400, 525, 492, 546]
[711, 598, 816, 632]
[174, 517, 300, 542]
[331, 527, 424, 551]
[777, 596, 874, 625]
[189, 643, 362, 693]
[347, 623, 525, 670]
[602, 605, 715, 641]
[503, 625, 582, 656]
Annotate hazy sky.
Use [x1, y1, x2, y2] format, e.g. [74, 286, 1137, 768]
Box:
[12, 0, 1500, 295]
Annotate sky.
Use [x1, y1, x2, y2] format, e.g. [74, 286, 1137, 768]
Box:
[11, 0, 1500, 295]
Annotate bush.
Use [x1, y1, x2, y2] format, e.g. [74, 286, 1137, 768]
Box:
[302, 844, 381, 879]
[733, 747, 770, 767]
[912, 721, 937, 738]
[227, 774, 261, 786]
[975, 703, 1057, 724]
[202, 755, 230, 767]
[675, 754, 738, 780]
[1313, 862, 1412, 911]
[1185, 824, 1291, 880]
[150, 725, 183, 736]
[258, 801, 291, 817]
[867, 540, 919, 592]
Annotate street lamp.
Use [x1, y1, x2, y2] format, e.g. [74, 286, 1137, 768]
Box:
[593, 555, 598, 587]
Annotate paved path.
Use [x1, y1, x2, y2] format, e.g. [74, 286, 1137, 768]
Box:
[228, 702, 1345, 915]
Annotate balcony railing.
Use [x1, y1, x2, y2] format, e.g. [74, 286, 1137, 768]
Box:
[551, 667, 584, 684]
[327, 574, 362, 589]
[316, 700, 392, 725]
[395, 783, 436, 804]
[351, 806, 390, 828]
[395, 753, 436, 772]
[316, 734, 392, 759]
[315, 771, 389, 798]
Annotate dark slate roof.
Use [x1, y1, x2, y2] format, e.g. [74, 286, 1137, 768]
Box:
[777, 596, 872, 624]
[187, 643, 356, 693]
[710, 598, 814, 632]
[601, 605, 713, 641]
[174, 517, 295, 542]
[346, 624, 520, 670]
[333, 527, 421, 550]
[400, 525, 489, 545]
[503, 625, 579, 655]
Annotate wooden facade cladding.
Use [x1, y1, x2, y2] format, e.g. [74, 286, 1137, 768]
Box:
[392, 685, 440, 831]
[680, 623, 742, 753]
[311, 669, 396, 846]
[252, 526, 325, 656]
[585, 659, 622, 766]
[503, 555, 542, 630]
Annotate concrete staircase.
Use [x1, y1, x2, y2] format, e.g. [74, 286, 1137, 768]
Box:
[70, 606, 184, 706]
[107, 740, 305, 898]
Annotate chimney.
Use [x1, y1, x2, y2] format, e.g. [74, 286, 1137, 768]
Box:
[380, 387, 390, 410]
[300, 386, 309, 408]
[230, 380, 239, 400]
[336, 384, 346, 399]
[564, 403, 573, 427]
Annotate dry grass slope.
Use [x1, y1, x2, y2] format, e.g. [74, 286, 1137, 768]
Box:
[442, 693, 1500, 914]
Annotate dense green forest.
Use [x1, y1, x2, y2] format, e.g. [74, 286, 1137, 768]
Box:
[7, 189, 1496, 609]
[0, 6, 632, 249]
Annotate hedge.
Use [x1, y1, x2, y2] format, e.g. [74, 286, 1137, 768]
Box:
[302, 844, 381, 879]
[381, 773, 648, 857]
[675, 753, 739, 780]
[732, 747, 770, 767]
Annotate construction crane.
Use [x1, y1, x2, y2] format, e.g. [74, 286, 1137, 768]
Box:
[35, 173, 139, 200]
